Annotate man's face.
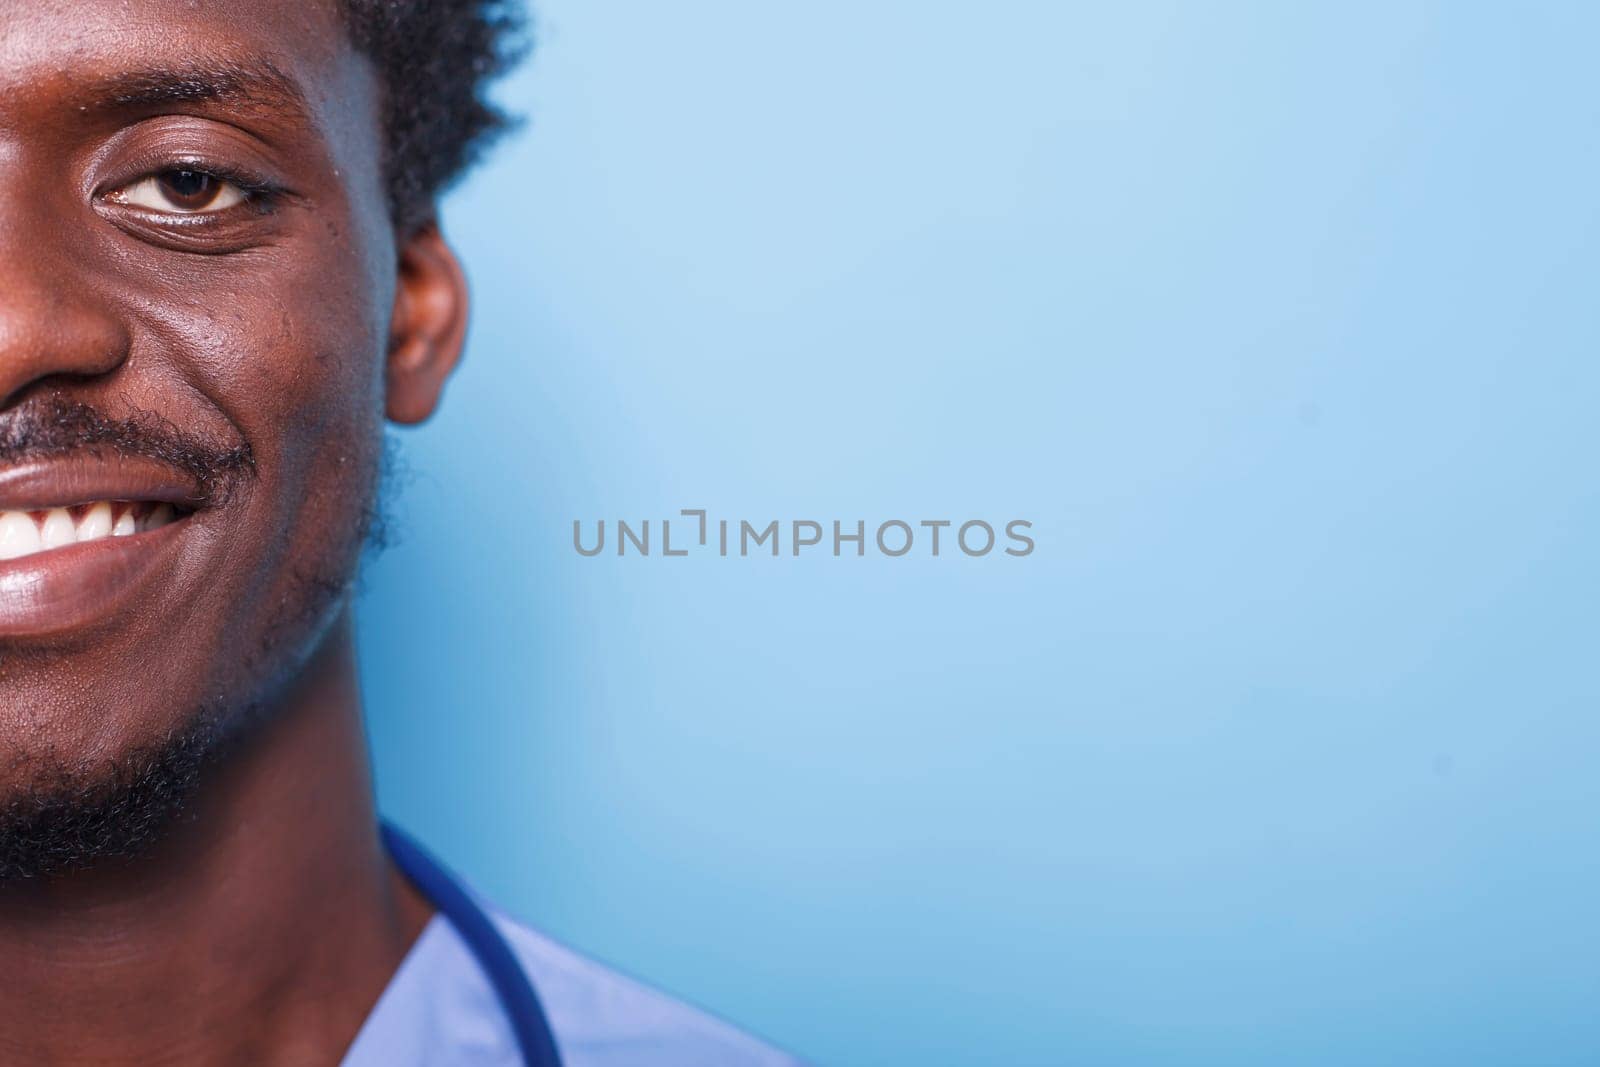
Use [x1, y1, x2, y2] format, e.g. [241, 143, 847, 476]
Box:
[0, 2, 432, 831]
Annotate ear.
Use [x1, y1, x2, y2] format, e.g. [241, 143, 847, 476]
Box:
[385, 223, 469, 424]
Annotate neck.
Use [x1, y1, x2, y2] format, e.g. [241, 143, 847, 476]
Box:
[0, 610, 431, 1066]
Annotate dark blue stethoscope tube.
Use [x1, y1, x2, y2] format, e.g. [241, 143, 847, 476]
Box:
[382, 822, 564, 1067]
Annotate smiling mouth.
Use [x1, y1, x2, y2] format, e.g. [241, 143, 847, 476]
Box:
[0, 501, 190, 562]
[0, 452, 226, 637]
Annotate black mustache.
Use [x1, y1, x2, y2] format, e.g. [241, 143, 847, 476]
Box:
[0, 397, 254, 504]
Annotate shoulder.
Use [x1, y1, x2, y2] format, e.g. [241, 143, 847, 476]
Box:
[490, 910, 805, 1067]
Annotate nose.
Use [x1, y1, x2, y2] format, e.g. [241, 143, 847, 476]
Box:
[0, 223, 131, 407]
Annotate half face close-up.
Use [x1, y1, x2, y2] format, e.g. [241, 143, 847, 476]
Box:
[0, 3, 818, 1063]
[0, 0, 462, 875]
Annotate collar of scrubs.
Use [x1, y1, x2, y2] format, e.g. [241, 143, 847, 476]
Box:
[341, 910, 802, 1067]
[344, 914, 521, 1066]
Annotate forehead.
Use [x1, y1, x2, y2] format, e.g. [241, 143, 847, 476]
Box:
[0, 0, 376, 154]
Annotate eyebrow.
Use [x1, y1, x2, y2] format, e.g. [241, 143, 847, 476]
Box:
[79, 60, 313, 126]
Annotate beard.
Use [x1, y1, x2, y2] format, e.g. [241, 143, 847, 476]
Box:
[0, 706, 224, 883]
[0, 407, 401, 886]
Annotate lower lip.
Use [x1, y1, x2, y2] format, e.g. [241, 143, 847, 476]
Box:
[0, 519, 190, 637]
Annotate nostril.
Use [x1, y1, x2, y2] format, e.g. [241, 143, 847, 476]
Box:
[0, 282, 130, 407]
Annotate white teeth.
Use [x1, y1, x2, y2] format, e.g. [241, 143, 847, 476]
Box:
[40, 508, 76, 550]
[78, 502, 113, 542]
[0, 502, 184, 562]
[0, 512, 41, 561]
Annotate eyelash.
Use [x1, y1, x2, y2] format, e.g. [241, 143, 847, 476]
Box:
[193, 164, 283, 207]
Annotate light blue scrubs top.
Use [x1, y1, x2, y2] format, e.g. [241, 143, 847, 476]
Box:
[342, 905, 801, 1066]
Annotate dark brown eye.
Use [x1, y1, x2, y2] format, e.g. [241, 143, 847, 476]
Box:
[113, 169, 248, 214]
[158, 170, 222, 210]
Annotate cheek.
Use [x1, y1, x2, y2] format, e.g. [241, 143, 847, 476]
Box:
[143, 248, 392, 486]
[122, 248, 394, 669]
[252, 284, 387, 484]
[229, 270, 391, 599]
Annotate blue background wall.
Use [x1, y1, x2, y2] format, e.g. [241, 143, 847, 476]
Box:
[358, 3, 1600, 1063]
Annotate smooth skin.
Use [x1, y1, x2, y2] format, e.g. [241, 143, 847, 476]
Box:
[0, 1, 469, 1062]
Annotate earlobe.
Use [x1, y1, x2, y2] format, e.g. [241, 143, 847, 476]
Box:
[385, 224, 469, 425]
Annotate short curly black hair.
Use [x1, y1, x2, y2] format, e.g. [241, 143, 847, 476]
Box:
[340, 0, 527, 233]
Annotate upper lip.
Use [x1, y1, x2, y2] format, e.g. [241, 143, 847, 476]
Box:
[0, 455, 207, 513]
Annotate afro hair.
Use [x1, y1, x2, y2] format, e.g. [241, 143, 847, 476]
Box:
[340, 0, 527, 232]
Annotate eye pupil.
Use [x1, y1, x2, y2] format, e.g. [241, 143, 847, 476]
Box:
[158, 170, 219, 209]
